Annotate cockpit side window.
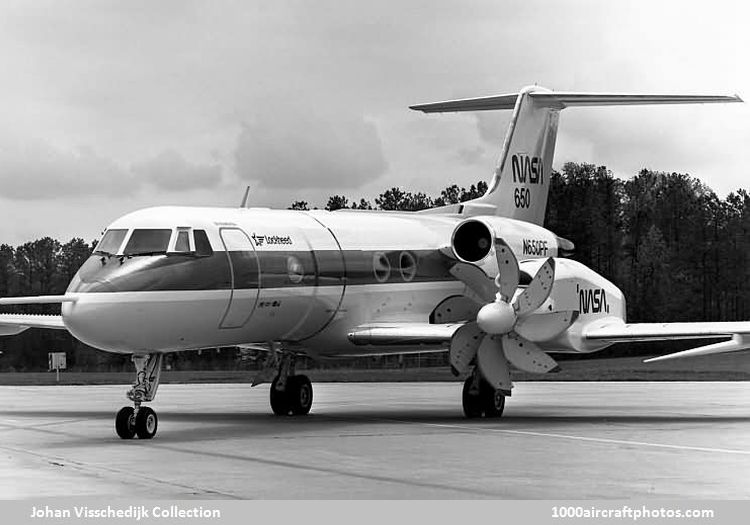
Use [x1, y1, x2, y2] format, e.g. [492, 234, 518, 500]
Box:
[123, 229, 172, 256]
[194, 230, 213, 256]
[95, 229, 128, 255]
[174, 230, 191, 252]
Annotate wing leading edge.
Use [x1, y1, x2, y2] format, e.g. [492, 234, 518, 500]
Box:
[0, 295, 74, 335]
[584, 320, 750, 362]
[347, 323, 463, 346]
[0, 314, 66, 335]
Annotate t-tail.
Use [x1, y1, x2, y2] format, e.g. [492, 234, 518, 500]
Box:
[411, 86, 741, 225]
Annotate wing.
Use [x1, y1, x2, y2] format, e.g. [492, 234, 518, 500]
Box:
[347, 323, 463, 346]
[0, 295, 75, 335]
[0, 314, 66, 335]
[584, 320, 750, 362]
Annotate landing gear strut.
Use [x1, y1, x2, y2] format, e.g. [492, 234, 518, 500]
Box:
[115, 354, 163, 439]
[462, 369, 505, 419]
[269, 353, 313, 416]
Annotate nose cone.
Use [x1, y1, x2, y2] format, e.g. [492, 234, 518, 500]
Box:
[62, 299, 140, 353]
[477, 301, 516, 335]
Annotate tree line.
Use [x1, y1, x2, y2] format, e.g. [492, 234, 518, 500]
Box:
[0, 162, 747, 371]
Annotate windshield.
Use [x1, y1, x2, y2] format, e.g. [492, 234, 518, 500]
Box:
[123, 229, 172, 256]
[95, 229, 128, 255]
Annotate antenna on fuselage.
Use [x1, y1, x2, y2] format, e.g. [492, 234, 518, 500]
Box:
[240, 186, 251, 208]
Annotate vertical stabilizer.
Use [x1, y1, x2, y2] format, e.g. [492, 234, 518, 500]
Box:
[410, 87, 741, 225]
[471, 86, 558, 224]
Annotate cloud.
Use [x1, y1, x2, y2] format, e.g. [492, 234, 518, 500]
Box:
[474, 112, 509, 146]
[132, 150, 222, 191]
[0, 135, 133, 200]
[234, 103, 388, 189]
[0, 134, 223, 201]
[455, 146, 487, 165]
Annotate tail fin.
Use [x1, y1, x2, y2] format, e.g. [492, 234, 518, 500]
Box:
[411, 86, 741, 225]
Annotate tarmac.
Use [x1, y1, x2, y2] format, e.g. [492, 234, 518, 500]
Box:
[0, 381, 749, 499]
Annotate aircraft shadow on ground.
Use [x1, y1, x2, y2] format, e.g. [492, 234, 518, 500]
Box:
[3, 408, 750, 446]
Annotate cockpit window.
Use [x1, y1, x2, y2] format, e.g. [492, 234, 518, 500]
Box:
[194, 230, 213, 256]
[95, 229, 128, 255]
[174, 230, 191, 252]
[123, 229, 172, 256]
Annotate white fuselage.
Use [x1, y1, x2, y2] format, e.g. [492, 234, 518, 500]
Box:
[61, 206, 617, 356]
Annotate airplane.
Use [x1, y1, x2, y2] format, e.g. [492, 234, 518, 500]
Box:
[1, 85, 749, 440]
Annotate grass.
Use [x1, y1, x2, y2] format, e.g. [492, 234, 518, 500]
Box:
[1, 352, 749, 385]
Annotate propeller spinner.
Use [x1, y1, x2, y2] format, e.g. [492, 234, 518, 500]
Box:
[448, 239, 578, 394]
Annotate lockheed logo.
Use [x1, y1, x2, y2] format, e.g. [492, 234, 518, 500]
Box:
[252, 233, 293, 247]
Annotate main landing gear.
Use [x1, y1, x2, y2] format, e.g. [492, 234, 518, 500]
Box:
[269, 352, 313, 416]
[462, 368, 506, 419]
[115, 354, 163, 439]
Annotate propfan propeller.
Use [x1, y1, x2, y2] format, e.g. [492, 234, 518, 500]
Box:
[446, 239, 578, 395]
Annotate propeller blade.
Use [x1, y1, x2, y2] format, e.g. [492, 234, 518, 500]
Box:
[449, 263, 496, 303]
[514, 311, 579, 342]
[513, 257, 555, 316]
[476, 335, 513, 394]
[449, 321, 484, 376]
[430, 295, 481, 324]
[502, 333, 560, 374]
[494, 238, 519, 300]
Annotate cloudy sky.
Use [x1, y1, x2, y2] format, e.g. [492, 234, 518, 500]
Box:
[1, 0, 749, 245]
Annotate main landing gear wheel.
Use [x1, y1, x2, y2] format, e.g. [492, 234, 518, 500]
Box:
[462, 376, 505, 419]
[115, 406, 136, 439]
[270, 375, 313, 416]
[289, 375, 313, 415]
[135, 406, 158, 439]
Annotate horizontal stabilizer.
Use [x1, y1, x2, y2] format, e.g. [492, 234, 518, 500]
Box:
[410, 93, 519, 113]
[410, 91, 742, 113]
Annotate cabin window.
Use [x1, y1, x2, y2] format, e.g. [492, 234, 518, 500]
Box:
[373, 252, 391, 283]
[287, 256, 304, 284]
[194, 230, 213, 256]
[95, 229, 128, 255]
[399, 251, 417, 282]
[124, 229, 172, 255]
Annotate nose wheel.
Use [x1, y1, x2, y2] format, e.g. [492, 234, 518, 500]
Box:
[115, 405, 158, 439]
[115, 354, 163, 439]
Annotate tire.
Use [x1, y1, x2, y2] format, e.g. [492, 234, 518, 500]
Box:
[270, 376, 291, 415]
[115, 406, 136, 439]
[482, 382, 505, 418]
[289, 375, 313, 415]
[462, 377, 482, 418]
[135, 406, 158, 439]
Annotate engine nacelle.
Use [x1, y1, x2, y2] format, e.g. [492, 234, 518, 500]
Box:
[450, 216, 562, 264]
[451, 219, 494, 263]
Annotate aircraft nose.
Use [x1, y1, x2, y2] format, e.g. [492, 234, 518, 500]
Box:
[62, 296, 146, 353]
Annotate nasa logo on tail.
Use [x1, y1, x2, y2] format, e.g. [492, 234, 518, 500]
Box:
[511, 154, 544, 184]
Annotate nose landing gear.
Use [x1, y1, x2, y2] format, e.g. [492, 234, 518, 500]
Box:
[115, 354, 163, 439]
